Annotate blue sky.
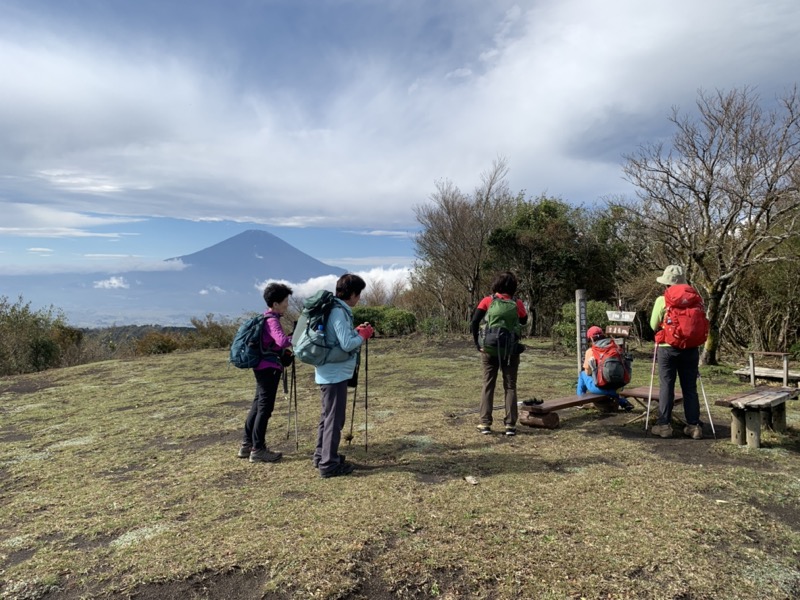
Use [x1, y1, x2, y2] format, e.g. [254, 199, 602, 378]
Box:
[2, 0, 800, 284]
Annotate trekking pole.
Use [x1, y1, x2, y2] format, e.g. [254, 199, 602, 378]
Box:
[645, 343, 658, 432]
[697, 369, 716, 439]
[290, 360, 299, 450]
[346, 384, 357, 445]
[283, 368, 292, 440]
[364, 337, 369, 453]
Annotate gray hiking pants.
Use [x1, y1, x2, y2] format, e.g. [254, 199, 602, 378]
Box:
[314, 381, 348, 475]
[479, 352, 519, 427]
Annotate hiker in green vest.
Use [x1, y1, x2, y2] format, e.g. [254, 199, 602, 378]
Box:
[470, 271, 528, 436]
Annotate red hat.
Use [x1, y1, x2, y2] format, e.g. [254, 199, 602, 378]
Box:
[586, 326, 604, 340]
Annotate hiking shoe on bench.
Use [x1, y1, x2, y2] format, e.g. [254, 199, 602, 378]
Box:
[476, 425, 491, 435]
[651, 423, 673, 438]
[249, 448, 283, 463]
[684, 424, 703, 440]
[237, 444, 252, 458]
[505, 427, 516, 437]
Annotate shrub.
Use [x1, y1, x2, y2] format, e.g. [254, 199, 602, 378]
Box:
[552, 300, 616, 352]
[0, 295, 77, 375]
[188, 314, 238, 349]
[135, 332, 181, 355]
[353, 306, 417, 337]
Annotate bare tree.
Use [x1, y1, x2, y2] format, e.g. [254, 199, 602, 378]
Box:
[623, 86, 800, 364]
[413, 158, 517, 326]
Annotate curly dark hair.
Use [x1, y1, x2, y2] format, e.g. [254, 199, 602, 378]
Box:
[263, 282, 293, 307]
[490, 271, 518, 296]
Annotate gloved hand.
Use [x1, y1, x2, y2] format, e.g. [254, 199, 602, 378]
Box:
[356, 324, 374, 340]
[279, 348, 295, 367]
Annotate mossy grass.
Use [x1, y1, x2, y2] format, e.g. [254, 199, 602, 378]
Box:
[1, 337, 799, 599]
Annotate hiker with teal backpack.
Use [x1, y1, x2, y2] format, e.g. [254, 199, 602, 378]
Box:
[305, 274, 373, 478]
[470, 271, 528, 436]
[237, 282, 294, 463]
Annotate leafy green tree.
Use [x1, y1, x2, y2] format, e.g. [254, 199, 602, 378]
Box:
[486, 197, 616, 336]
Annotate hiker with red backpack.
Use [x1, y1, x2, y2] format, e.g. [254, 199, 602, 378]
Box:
[470, 271, 528, 436]
[577, 326, 634, 411]
[649, 265, 709, 439]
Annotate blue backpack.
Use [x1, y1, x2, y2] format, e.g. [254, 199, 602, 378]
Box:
[229, 314, 280, 368]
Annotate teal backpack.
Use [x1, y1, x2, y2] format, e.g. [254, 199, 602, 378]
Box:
[479, 296, 522, 360]
[292, 290, 356, 366]
[229, 313, 280, 368]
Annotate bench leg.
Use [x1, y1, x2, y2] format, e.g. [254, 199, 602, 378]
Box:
[519, 411, 560, 429]
[731, 408, 746, 446]
[771, 403, 787, 433]
[745, 410, 762, 449]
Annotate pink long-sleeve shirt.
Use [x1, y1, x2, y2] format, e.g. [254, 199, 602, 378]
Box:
[256, 310, 292, 371]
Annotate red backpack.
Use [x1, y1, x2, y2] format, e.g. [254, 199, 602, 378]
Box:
[590, 338, 631, 390]
[657, 284, 709, 349]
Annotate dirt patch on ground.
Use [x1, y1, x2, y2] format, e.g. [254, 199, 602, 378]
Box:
[0, 425, 32, 443]
[41, 567, 286, 600]
[0, 377, 58, 395]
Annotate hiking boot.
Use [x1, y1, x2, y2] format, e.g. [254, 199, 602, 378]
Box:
[320, 461, 355, 479]
[249, 448, 283, 463]
[505, 427, 516, 437]
[618, 399, 634, 412]
[476, 425, 491, 435]
[312, 454, 344, 469]
[237, 444, 252, 458]
[684, 424, 703, 440]
[651, 423, 673, 438]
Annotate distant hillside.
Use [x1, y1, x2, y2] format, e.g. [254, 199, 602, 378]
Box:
[0, 230, 346, 327]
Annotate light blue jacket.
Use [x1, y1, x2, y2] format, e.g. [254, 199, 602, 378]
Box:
[314, 298, 364, 385]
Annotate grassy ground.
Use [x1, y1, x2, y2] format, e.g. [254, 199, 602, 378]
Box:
[1, 336, 799, 599]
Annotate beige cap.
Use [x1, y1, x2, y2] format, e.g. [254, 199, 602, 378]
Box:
[656, 265, 686, 286]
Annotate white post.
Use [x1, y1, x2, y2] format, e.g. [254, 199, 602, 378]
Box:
[782, 354, 789, 387]
[576, 289, 587, 375]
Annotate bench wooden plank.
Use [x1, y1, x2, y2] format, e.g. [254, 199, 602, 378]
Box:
[527, 393, 608, 414]
[619, 386, 683, 403]
[733, 366, 800, 382]
[735, 394, 790, 410]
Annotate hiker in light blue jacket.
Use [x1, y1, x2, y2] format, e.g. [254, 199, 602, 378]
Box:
[313, 274, 373, 479]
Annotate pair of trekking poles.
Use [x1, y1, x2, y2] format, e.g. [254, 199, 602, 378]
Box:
[283, 338, 370, 452]
[644, 343, 716, 438]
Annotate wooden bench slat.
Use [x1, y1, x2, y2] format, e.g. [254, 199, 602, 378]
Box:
[527, 393, 608, 414]
[619, 386, 683, 403]
[732, 393, 791, 410]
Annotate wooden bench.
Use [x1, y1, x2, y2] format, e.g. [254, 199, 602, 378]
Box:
[519, 386, 683, 429]
[714, 386, 798, 448]
[732, 352, 800, 387]
[519, 393, 608, 429]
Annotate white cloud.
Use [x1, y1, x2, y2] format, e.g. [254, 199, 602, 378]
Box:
[257, 267, 411, 301]
[27, 247, 53, 253]
[199, 285, 226, 295]
[1, 0, 799, 236]
[93, 276, 129, 289]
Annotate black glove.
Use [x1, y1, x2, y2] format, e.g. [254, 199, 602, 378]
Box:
[280, 348, 295, 367]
